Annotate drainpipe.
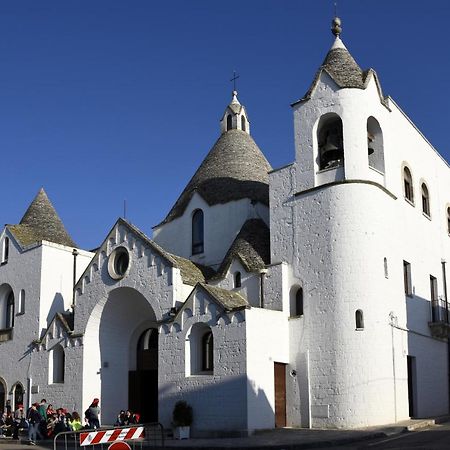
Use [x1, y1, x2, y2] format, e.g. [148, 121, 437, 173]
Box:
[72, 249, 79, 309]
[259, 268, 268, 308]
[389, 312, 397, 422]
[442, 259, 450, 413]
[442, 260, 449, 323]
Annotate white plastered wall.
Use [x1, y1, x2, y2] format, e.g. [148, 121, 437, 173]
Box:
[245, 308, 289, 432]
[153, 193, 269, 269]
[0, 231, 42, 408]
[158, 289, 248, 435]
[40, 242, 92, 331]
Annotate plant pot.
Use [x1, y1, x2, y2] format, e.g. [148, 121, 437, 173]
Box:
[174, 426, 190, 440]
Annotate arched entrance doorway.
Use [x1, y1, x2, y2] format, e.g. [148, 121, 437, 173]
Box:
[0, 378, 5, 413]
[129, 328, 158, 422]
[85, 287, 158, 425]
[12, 382, 24, 410]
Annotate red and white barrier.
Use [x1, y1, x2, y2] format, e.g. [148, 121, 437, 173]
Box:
[79, 426, 144, 446]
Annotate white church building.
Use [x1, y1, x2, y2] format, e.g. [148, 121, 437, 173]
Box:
[1, 18, 450, 435]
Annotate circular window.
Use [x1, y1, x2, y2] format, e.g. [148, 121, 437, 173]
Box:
[108, 247, 130, 280]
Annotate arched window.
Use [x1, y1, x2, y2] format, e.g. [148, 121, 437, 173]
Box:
[137, 328, 158, 371]
[186, 323, 214, 375]
[367, 117, 385, 173]
[355, 309, 364, 330]
[18, 290, 25, 314]
[226, 115, 232, 131]
[6, 291, 14, 329]
[202, 331, 214, 372]
[289, 286, 304, 317]
[192, 209, 204, 255]
[447, 207, 450, 234]
[12, 383, 24, 410]
[421, 183, 430, 217]
[403, 167, 414, 203]
[241, 116, 246, 132]
[234, 271, 241, 288]
[49, 344, 65, 383]
[2, 237, 9, 264]
[295, 288, 303, 316]
[317, 114, 344, 170]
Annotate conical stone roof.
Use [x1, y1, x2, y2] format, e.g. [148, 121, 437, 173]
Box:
[295, 34, 387, 108]
[320, 37, 365, 89]
[299, 37, 367, 103]
[158, 129, 272, 226]
[8, 188, 77, 248]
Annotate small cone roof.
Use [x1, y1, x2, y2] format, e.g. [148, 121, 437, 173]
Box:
[8, 188, 77, 248]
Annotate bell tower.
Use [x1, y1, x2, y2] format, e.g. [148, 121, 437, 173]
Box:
[291, 16, 388, 191]
[220, 90, 251, 135]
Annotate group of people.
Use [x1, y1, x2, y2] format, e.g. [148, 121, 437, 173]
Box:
[114, 409, 141, 426]
[0, 398, 102, 445]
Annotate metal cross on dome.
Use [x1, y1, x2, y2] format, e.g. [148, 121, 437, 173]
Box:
[230, 71, 240, 91]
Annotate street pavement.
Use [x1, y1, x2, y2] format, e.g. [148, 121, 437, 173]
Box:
[339, 422, 450, 449]
[0, 417, 449, 450]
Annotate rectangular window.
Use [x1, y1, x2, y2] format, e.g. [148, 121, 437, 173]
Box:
[430, 275, 440, 322]
[1, 237, 9, 264]
[403, 261, 412, 296]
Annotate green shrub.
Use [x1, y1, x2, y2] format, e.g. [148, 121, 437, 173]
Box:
[172, 400, 193, 427]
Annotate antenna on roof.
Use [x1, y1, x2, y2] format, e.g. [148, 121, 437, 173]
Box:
[334, 1, 338, 17]
[123, 199, 127, 219]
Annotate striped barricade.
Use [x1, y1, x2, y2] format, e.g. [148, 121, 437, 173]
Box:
[80, 426, 144, 446]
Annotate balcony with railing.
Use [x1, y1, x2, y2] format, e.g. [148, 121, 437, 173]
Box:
[429, 297, 450, 339]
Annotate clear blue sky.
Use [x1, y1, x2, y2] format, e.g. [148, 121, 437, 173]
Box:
[1, 0, 449, 250]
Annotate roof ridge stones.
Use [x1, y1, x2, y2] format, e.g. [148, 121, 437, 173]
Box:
[156, 129, 272, 227]
[8, 188, 77, 248]
[199, 282, 249, 311]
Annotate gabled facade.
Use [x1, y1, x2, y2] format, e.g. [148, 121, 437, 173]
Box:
[1, 17, 450, 436]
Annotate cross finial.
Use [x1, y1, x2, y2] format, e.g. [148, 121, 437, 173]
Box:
[230, 71, 240, 91]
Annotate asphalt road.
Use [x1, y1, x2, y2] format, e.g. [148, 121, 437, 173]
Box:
[339, 422, 450, 450]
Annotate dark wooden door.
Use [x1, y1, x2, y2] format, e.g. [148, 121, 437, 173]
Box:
[274, 362, 287, 427]
[407, 356, 415, 418]
[128, 370, 158, 423]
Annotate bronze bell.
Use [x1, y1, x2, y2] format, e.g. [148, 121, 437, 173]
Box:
[367, 132, 375, 155]
[321, 133, 344, 167]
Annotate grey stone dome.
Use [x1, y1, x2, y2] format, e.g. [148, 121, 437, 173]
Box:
[158, 129, 272, 226]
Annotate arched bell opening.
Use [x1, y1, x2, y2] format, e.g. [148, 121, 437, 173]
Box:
[367, 116, 385, 173]
[85, 287, 158, 424]
[317, 113, 344, 170]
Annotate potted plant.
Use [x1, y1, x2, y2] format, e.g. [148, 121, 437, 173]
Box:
[172, 400, 193, 439]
